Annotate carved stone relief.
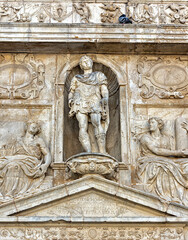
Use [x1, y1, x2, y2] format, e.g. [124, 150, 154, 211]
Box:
[0, 226, 184, 240]
[0, 2, 90, 24]
[68, 56, 109, 154]
[0, 54, 45, 99]
[132, 116, 188, 205]
[48, 4, 72, 23]
[73, 3, 91, 23]
[0, 52, 53, 200]
[127, 3, 188, 24]
[0, 3, 73, 23]
[66, 56, 118, 179]
[23, 190, 165, 218]
[0, 50, 187, 236]
[164, 4, 188, 24]
[127, 4, 158, 24]
[63, 58, 121, 160]
[66, 153, 118, 180]
[100, 3, 122, 23]
[137, 56, 188, 99]
[1, 2, 188, 24]
[0, 121, 51, 201]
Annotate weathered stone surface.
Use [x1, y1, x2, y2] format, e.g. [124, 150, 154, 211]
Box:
[66, 153, 118, 180]
[0, 223, 186, 240]
[0, 0, 188, 238]
[0, 24, 188, 44]
[0, 175, 187, 218]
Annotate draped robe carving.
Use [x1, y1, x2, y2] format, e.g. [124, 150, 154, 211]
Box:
[137, 117, 188, 205]
[0, 122, 51, 200]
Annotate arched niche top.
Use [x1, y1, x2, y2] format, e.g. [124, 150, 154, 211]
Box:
[64, 62, 119, 97]
[58, 55, 127, 89]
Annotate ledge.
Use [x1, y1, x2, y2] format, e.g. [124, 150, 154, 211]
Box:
[0, 216, 187, 223]
[0, 23, 188, 54]
[0, 23, 187, 43]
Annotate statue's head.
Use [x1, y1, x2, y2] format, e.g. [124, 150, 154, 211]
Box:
[79, 55, 93, 70]
[148, 117, 164, 132]
[26, 121, 41, 135]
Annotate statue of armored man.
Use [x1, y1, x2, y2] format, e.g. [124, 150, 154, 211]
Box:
[68, 55, 109, 154]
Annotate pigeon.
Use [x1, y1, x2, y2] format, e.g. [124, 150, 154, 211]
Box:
[119, 14, 132, 24]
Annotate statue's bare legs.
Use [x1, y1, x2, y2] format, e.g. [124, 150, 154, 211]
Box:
[76, 112, 106, 153]
[76, 112, 91, 152]
[90, 113, 106, 154]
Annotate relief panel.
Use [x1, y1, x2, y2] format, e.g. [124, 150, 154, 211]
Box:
[100, 3, 123, 23]
[0, 54, 45, 99]
[131, 110, 188, 205]
[0, 107, 52, 201]
[127, 3, 158, 24]
[137, 56, 188, 99]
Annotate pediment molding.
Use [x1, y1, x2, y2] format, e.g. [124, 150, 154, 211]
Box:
[0, 175, 187, 218]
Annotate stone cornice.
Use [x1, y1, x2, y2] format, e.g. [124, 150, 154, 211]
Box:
[0, 216, 187, 223]
[0, 23, 187, 43]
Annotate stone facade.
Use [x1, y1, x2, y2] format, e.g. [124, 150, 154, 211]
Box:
[0, 0, 188, 239]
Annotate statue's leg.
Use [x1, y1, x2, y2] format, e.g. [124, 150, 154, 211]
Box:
[76, 112, 91, 152]
[90, 113, 106, 154]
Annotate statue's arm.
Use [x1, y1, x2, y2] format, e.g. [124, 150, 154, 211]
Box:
[101, 84, 109, 99]
[99, 72, 109, 104]
[100, 84, 109, 112]
[141, 135, 185, 157]
[68, 77, 76, 107]
[38, 138, 52, 172]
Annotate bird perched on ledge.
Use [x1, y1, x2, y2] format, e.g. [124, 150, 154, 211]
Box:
[119, 14, 132, 24]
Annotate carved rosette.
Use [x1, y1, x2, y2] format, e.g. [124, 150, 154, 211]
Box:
[66, 153, 118, 180]
[0, 54, 45, 99]
[137, 56, 188, 99]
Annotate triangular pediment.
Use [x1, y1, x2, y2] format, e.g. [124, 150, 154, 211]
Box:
[0, 175, 188, 218]
[15, 189, 167, 218]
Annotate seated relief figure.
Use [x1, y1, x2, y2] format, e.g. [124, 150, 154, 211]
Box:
[0, 121, 51, 200]
[137, 117, 188, 205]
[68, 55, 109, 154]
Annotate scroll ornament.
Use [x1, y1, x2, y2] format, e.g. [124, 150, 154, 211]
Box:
[137, 56, 188, 99]
[0, 54, 45, 99]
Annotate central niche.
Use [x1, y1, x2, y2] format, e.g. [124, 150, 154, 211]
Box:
[63, 62, 121, 161]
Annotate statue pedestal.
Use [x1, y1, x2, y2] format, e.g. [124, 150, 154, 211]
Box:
[66, 153, 119, 180]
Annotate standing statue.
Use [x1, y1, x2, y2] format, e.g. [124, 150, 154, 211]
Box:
[68, 56, 109, 154]
[0, 121, 51, 199]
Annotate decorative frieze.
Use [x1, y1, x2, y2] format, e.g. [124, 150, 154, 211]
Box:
[0, 1, 188, 24]
[0, 226, 184, 240]
[127, 2, 188, 24]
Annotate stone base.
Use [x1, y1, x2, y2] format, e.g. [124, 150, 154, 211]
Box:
[66, 153, 118, 180]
